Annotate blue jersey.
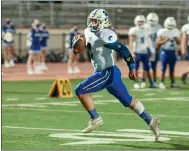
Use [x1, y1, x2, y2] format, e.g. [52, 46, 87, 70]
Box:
[2, 24, 15, 44]
[68, 31, 80, 49]
[40, 29, 49, 47]
[28, 28, 41, 51]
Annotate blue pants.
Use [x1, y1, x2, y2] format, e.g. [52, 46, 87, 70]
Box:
[161, 49, 177, 73]
[135, 52, 150, 71]
[150, 50, 159, 71]
[75, 66, 132, 107]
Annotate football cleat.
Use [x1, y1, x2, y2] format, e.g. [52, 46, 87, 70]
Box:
[134, 83, 140, 89]
[82, 116, 104, 133]
[149, 117, 160, 141]
[159, 82, 166, 89]
[140, 82, 146, 88]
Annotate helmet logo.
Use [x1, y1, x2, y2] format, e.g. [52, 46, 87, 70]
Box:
[108, 35, 113, 41]
[103, 11, 108, 17]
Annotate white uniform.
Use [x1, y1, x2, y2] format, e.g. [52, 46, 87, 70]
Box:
[157, 28, 180, 51]
[84, 28, 117, 71]
[146, 24, 162, 49]
[181, 23, 189, 46]
[128, 26, 151, 54]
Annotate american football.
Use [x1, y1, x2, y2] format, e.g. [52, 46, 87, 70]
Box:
[72, 34, 86, 54]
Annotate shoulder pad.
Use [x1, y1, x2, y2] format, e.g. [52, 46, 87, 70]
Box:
[128, 27, 136, 36]
[181, 24, 189, 33]
[157, 28, 167, 37]
[100, 29, 117, 43]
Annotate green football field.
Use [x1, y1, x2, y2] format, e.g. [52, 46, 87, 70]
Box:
[2, 78, 189, 150]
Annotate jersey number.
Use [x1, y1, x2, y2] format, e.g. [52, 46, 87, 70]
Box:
[87, 43, 93, 59]
[141, 37, 145, 44]
[170, 39, 174, 47]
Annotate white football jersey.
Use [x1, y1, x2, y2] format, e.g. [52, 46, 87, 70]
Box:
[146, 24, 162, 49]
[84, 28, 116, 71]
[128, 26, 150, 54]
[157, 28, 180, 51]
[181, 23, 189, 46]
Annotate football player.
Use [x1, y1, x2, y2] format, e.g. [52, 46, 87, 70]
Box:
[146, 13, 162, 86]
[72, 9, 160, 141]
[180, 15, 189, 84]
[129, 15, 158, 89]
[2, 18, 16, 68]
[157, 17, 180, 88]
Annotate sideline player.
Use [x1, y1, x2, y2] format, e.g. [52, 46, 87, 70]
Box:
[73, 9, 160, 141]
[2, 18, 16, 68]
[129, 15, 157, 89]
[67, 25, 81, 74]
[157, 17, 180, 89]
[146, 13, 162, 86]
[180, 15, 189, 84]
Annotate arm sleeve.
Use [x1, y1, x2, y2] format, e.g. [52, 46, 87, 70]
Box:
[101, 29, 135, 70]
[181, 25, 187, 33]
[157, 29, 164, 37]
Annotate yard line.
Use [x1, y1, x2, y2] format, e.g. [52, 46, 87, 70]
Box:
[3, 107, 189, 119]
[2, 97, 189, 108]
[6, 98, 18, 101]
[1, 126, 107, 133]
[35, 97, 47, 100]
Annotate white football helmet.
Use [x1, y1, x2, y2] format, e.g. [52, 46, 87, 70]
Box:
[134, 15, 146, 28]
[164, 17, 176, 29]
[87, 9, 111, 32]
[147, 13, 159, 25]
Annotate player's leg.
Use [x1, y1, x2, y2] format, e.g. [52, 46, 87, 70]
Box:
[9, 45, 15, 67]
[3, 45, 10, 68]
[142, 54, 157, 88]
[181, 48, 189, 84]
[75, 67, 113, 132]
[141, 70, 147, 88]
[159, 52, 167, 89]
[151, 50, 159, 84]
[106, 66, 160, 141]
[169, 54, 179, 88]
[134, 53, 140, 89]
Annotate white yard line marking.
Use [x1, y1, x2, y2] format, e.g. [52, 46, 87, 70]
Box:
[144, 93, 156, 96]
[169, 92, 180, 95]
[1, 126, 107, 133]
[2, 107, 189, 119]
[92, 95, 103, 98]
[131, 89, 164, 92]
[35, 97, 47, 100]
[2, 97, 189, 108]
[6, 98, 18, 101]
[2, 126, 189, 139]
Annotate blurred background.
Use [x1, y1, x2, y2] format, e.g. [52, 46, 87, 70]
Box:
[2, 0, 189, 62]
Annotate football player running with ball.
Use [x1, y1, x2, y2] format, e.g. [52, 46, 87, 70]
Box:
[72, 9, 160, 141]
